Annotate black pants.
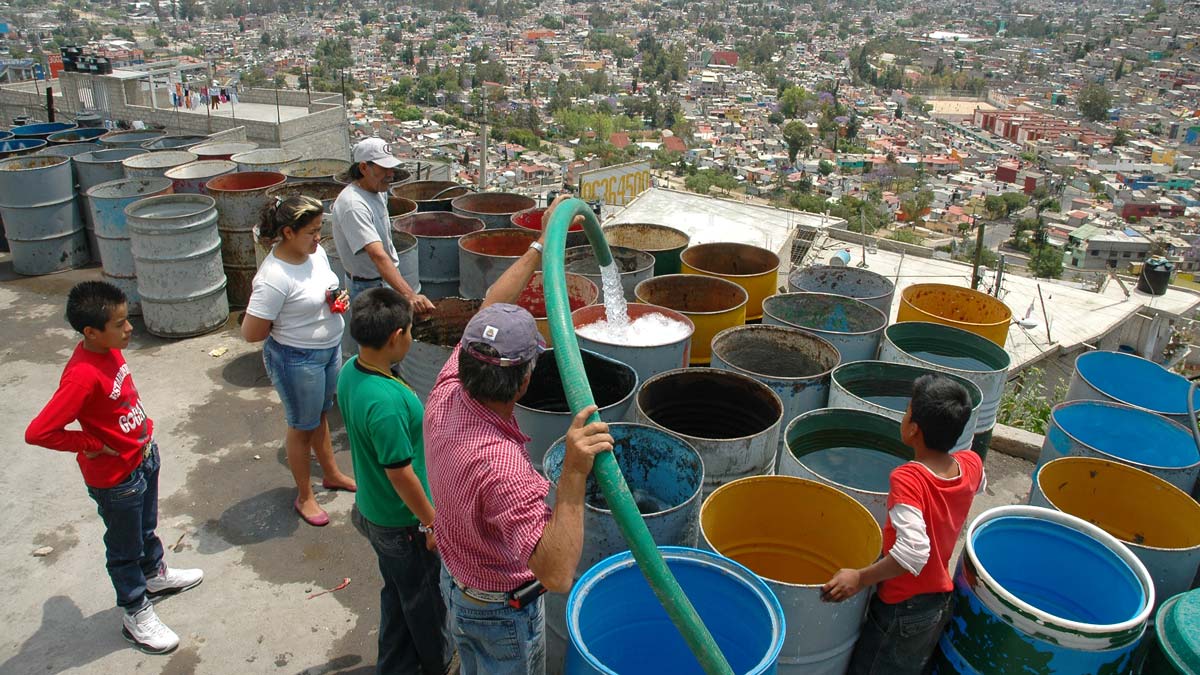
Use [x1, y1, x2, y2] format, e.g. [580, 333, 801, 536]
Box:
[352, 506, 453, 675]
[848, 592, 953, 675]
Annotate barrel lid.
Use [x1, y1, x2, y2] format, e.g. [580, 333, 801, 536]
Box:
[1158, 589, 1200, 672]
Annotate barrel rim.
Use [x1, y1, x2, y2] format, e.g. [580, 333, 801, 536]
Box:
[965, 504, 1155, 637]
[711, 323, 840, 382]
[680, 242, 782, 279]
[458, 227, 539, 257]
[564, 244, 656, 277]
[515, 347, 639, 418]
[543, 422, 705, 519]
[1035, 456, 1200, 553]
[120, 150, 198, 169]
[189, 141, 259, 155]
[699, 475, 883, 588]
[601, 222, 690, 252]
[1049, 399, 1200, 471]
[789, 264, 896, 302]
[1154, 591, 1199, 671]
[899, 282, 1014, 328]
[571, 302, 696, 347]
[74, 148, 149, 165]
[636, 367, 784, 443]
[164, 159, 239, 180]
[204, 170, 288, 193]
[633, 274, 749, 317]
[229, 148, 302, 164]
[783, 407, 911, 497]
[1073, 349, 1198, 417]
[831, 359, 984, 408]
[763, 291, 888, 336]
[450, 191, 537, 215]
[883, 321, 1012, 372]
[566, 546, 785, 675]
[0, 154, 70, 172]
[394, 211, 487, 238]
[124, 193, 217, 220]
[86, 176, 175, 200]
[389, 180, 471, 203]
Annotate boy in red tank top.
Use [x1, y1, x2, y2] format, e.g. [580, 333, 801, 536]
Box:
[821, 374, 985, 675]
[25, 281, 203, 655]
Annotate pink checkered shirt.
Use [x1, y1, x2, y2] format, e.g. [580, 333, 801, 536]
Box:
[424, 345, 552, 592]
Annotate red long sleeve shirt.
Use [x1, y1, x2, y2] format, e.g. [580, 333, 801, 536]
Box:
[25, 344, 154, 488]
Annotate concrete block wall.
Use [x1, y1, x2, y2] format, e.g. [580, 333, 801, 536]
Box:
[279, 106, 350, 161]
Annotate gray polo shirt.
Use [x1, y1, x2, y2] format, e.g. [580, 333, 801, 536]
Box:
[331, 183, 398, 280]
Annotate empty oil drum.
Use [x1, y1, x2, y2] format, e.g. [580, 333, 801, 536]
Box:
[11, 122, 77, 141]
[140, 135, 210, 151]
[189, 141, 258, 161]
[636, 368, 783, 499]
[789, 265, 896, 315]
[451, 192, 536, 230]
[563, 245, 655, 302]
[635, 274, 748, 366]
[763, 292, 887, 363]
[702, 476, 881, 674]
[99, 129, 165, 149]
[126, 195, 229, 338]
[0, 155, 90, 275]
[75, 148, 148, 194]
[121, 151, 198, 180]
[542, 423, 703, 674]
[36, 141, 103, 254]
[205, 171, 287, 307]
[457, 228, 538, 299]
[281, 159, 351, 184]
[46, 128, 107, 145]
[0, 138, 47, 158]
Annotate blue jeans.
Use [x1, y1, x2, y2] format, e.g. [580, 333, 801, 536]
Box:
[352, 507, 453, 675]
[86, 443, 164, 614]
[848, 592, 953, 675]
[439, 565, 545, 675]
[262, 337, 340, 431]
[348, 275, 383, 302]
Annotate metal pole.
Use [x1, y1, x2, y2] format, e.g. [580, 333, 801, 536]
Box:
[275, 86, 282, 145]
[1037, 283, 1052, 343]
[995, 254, 1006, 297]
[45, 86, 55, 122]
[971, 216, 986, 290]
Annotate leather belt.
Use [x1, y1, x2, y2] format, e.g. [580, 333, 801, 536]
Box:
[348, 274, 380, 282]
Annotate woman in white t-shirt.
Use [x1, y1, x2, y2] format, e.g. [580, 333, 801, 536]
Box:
[242, 195, 356, 527]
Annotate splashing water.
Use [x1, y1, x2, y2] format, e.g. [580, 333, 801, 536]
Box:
[599, 261, 629, 328]
[576, 312, 692, 347]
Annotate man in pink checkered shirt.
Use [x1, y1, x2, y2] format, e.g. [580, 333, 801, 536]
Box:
[425, 197, 613, 675]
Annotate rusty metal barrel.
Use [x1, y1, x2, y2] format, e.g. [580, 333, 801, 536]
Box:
[86, 177, 174, 315]
[518, 271, 599, 346]
[789, 265, 896, 315]
[189, 141, 258, 161]
[390, 230, 421, 294]
[389, 180, 470, 212]
[126, 194, 229, 338]
[394, 211, 485, 300]
[602, 222, 691, 276]
[281, 158, 350, 184]
[711, 324, 840, 458]
[512, 206, 588, 248]
[205, 171, 287, 307]
[140, 135, 210, 151]
[634, 274, 748, 366]
[564, 245, 655, 302]
[231, 148, 301, 173]
[75, 148, 148, 194]
[265, 180, 344, 236]
[763, 292, 888, 364]
[0, 155, 91, 275]
[897, 282, 1013, 347]
[164, 160, 237, 195]
[99, 129, 166, 149]
[396, 297, 483, 402]
[121, 150, 198, 180]
[636, 368, 784, 499]
[452, 192, 537, 230]
[457, 228, 538, 299]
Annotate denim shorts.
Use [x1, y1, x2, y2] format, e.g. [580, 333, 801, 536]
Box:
[262, 336, 341, 431]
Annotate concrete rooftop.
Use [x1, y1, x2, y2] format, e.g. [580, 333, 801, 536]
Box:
[0, 255, 1034, 673]
[156, 100, 313, 124]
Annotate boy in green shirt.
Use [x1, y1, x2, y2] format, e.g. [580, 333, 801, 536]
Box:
[337, 287, 453, 674]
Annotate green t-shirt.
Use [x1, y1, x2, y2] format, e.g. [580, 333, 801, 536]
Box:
[336, 356, 431, 528]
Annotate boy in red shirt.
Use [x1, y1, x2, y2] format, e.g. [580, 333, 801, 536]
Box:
[822, 374, 984, 675]
[25, 281, 203, 655]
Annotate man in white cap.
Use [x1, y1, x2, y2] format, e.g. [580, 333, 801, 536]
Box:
[332, 138, 434, 313]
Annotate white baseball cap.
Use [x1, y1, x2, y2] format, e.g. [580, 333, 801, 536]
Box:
[352, 138, 401, 168]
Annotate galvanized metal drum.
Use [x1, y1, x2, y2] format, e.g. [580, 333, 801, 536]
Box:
[140, 135, 210, 151]
[121, 151, 198, 180]
[451, 191, 536, 230]
[35, 141, 103, 253]
[395, 297, 483, 402]
[457, 228, 538, 299]
[393, 211, 485, 300]
[681, 242, 781, 322]
[542, 423, 704, 674]
[1030, 457, 1200, 615]
[711, 324, 840, 459]
[75, 148, 149, 194]
[390, 230, 421, 295]
[563, 245, 655, 302]
[99, 129, 166, 149]
[0, 138, 48, 159]
[189, 141, 258, 161]
[126, 194, 229, 338]
[205, 171, 287, 307]
[762, 292, 888, 364]
[572, 303, 695, 386]
[390, 180, 471, 212]
[231, 148, 301, 173]
[513, 206, 589, 248]
[789, 265, 896, 315]
[281, 158, 351, 184]
[702, 476, 881, 674]
[636, 368, 783, 499]
[780, 408, 914, 528]
[46, 128, 107, 145]
[0, 155, 90, 275]
[829, 360, 983, 453]
[86, 177, 174, 314]
[163, 160, 237, 195]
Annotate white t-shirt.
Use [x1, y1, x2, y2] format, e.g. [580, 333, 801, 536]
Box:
[330, 183, 397, 280]
[246, 245, 344, 350]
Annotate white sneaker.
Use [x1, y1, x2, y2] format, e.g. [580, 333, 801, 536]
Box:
[146, 566, 204, 598]
[122, 604, 180, 654]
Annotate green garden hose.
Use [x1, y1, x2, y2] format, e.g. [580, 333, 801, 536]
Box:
[542, 198, 734, 675]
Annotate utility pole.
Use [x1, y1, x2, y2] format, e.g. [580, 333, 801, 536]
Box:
[478, 89, 488, 190]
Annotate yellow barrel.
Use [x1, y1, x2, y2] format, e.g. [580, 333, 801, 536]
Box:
[1031, 456, 1200, 613]
[681, 242, 780, 321]
[635, 274, 748, 366]
[896, 283, 1013, 347]
[701, 476, 882, 673]
[517, 271, 598, 346]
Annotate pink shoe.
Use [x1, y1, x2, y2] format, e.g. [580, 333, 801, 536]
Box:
[293, 498, 329, 527]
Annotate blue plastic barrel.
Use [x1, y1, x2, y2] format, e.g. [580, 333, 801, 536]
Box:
[0, 131, 12, 143]
[567, 547, 785, 674]
[1067, 350, 1200, 427]
[10, 121, 77, 140]
[935, 506, 1154, 674]
[1035, 400, 1200, 493]
[0, 138, 47, 158]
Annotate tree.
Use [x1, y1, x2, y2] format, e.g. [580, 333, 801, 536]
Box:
[907, 95, 930, 116]
[782, 121, 812, 165]
[1077, 84, 1112, 122]
[984, 194, 1008, 219]
[818, 160, 835, 176]
[1112, 128, 1130, 147]
[779, 86, 813, 118]
[768, 111, 784, 125]
[1028, 245, 1064, 279]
